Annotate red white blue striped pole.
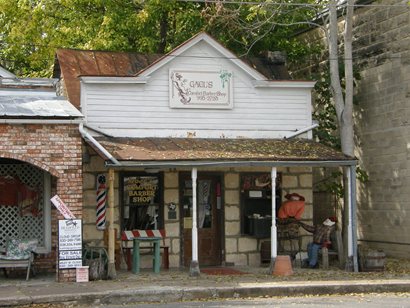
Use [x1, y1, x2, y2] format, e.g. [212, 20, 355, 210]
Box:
[96, 174, 107, 230]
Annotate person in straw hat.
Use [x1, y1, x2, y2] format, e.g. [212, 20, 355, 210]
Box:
[298, 217, 336, 269]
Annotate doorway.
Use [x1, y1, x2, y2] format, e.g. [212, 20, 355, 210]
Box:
[179, 172, 223, 267]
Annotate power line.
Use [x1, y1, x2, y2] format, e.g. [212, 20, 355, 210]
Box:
[1, 51, 408, 64]
[170, 0, 410, 8]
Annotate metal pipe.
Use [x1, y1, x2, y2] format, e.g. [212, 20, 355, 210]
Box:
[283, 123, 319, 139]
[358, 239, 410, 246]
[78, 123, 120, 165]
[106, 159, 357, 169]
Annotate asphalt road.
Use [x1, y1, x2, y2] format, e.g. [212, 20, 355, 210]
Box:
[19, 292, 410, 308]
[127, 293, 410, 307]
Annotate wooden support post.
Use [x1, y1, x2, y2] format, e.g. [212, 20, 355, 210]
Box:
[107, 168, 117, 279]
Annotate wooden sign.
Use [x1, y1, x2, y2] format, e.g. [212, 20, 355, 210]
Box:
[170, 70, 233, 109]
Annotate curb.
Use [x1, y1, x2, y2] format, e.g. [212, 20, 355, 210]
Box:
[1, 280, 410, 307]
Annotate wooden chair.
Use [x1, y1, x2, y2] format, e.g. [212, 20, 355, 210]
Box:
[320, 230, 344, 269]
[0, 238, 38, 280]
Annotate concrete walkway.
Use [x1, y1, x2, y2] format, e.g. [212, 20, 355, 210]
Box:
[1, 265, 410, 307]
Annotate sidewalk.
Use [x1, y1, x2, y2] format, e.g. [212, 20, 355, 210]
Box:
[1, 259, 410, 307]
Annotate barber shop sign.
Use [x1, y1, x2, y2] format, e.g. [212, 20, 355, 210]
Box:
[169, 70, 233, 109]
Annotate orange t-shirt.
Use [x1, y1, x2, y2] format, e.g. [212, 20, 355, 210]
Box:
[278, 200, 305, 220]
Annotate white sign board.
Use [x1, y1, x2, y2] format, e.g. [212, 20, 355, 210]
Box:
[170, 70, 233, 109]
[59, 259, 83, 269]
[51, 195, 76, 219]
[58, 219, 82, 269]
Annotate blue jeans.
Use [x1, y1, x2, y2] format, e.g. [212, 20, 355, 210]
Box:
[307, 242, 321, 267]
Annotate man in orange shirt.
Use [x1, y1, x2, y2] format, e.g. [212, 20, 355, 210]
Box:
[278, 193, 305, 220]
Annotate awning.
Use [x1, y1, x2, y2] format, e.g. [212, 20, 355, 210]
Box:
[0, 96, 83, 118]
[85, 136, 357, 168]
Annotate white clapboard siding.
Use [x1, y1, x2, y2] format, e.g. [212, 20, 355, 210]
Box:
[82, 40, 313, 139]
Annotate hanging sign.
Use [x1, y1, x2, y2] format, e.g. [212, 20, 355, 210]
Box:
[58, 219, 82, 269]
[169, 70, 233, 109]
[51, 195, 76, 219]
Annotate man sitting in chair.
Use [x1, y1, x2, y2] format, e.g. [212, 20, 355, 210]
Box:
[298, 217, 336, 269]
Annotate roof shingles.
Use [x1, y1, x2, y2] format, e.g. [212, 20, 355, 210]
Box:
[92, 137, 352, 162]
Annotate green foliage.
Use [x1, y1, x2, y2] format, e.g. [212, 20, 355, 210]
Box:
[0, 0, 205, 76]
[312, 60, 361, 149]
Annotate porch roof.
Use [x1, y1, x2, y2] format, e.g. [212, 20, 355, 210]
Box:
[86, 136, 356, 168]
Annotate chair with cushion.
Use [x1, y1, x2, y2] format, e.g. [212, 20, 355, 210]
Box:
[0, 238, 38, 280]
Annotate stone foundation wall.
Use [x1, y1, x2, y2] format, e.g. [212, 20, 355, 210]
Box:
[223, 167, 313, 267]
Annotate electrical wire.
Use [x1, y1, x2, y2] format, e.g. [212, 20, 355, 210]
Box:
[168, 0, 409, 8]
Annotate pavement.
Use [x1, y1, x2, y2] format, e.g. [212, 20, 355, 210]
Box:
[1, 260, 410, 307]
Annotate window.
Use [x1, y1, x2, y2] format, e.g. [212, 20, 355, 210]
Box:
[240, 172, 282, 238]
[0, 161, 51, 253]
[121, 173, 163, 231]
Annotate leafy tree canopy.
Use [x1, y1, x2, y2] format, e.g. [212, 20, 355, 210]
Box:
[0, 0, 204, 76]
[0, 0, 322, 77]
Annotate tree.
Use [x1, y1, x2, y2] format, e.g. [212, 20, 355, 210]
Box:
[0, 0, 204, 76]
[202, 0, 358, 269]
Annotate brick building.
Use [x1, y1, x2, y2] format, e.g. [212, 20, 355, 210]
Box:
[0, 67, 83, 281]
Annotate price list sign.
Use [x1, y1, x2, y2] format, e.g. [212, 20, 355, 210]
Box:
[58, 219, 83, 269]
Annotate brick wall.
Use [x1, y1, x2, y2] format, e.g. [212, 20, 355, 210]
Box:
[0, 123, 83, 281]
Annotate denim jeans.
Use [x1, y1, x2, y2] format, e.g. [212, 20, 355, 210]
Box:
[307, 242, 321, 267]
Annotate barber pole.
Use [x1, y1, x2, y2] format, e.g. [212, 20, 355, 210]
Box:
[96, 174, 107, 230]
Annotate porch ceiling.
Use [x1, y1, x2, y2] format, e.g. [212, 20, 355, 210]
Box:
[85, 136, 356, 167]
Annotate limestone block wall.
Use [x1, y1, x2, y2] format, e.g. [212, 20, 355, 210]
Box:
[82, 158, 313, 268]
[353, 2, 410, 256]
[224, 167, 313, 267]
[291, 0, 410, 257]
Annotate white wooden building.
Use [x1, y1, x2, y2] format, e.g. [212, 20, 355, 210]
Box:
[55, 32, 357, 277]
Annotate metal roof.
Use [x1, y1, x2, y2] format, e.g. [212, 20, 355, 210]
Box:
[54, 37, 291, 108]
[54, 49, 163, 107]
[0, 96, 83, 118]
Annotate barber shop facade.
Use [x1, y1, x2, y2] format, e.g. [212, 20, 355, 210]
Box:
[0, 32, 356, 283]
[55, 32, 356, 277]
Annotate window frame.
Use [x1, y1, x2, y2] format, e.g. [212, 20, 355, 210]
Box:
[119, 171, 164, 232]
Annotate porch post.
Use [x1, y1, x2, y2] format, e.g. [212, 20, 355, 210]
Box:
[270, 167, 277, 271]
[190, 167, 200, 276]
[346, 165, 358, 272]
[350, 165, 358, 272]
[107, 168, 117, 279]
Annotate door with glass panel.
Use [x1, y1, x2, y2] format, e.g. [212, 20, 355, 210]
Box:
[180, 173, 222, 267]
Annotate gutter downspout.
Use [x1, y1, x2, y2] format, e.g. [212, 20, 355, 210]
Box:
[79, 123, 120, 165]
[79, 123, 120, 279]
[284, 123, 319, 139]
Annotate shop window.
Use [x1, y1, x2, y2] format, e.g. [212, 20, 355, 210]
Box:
[0, 161, 51, 253]
[240, 172, 282, 238]
[121, 173, 163, 231]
